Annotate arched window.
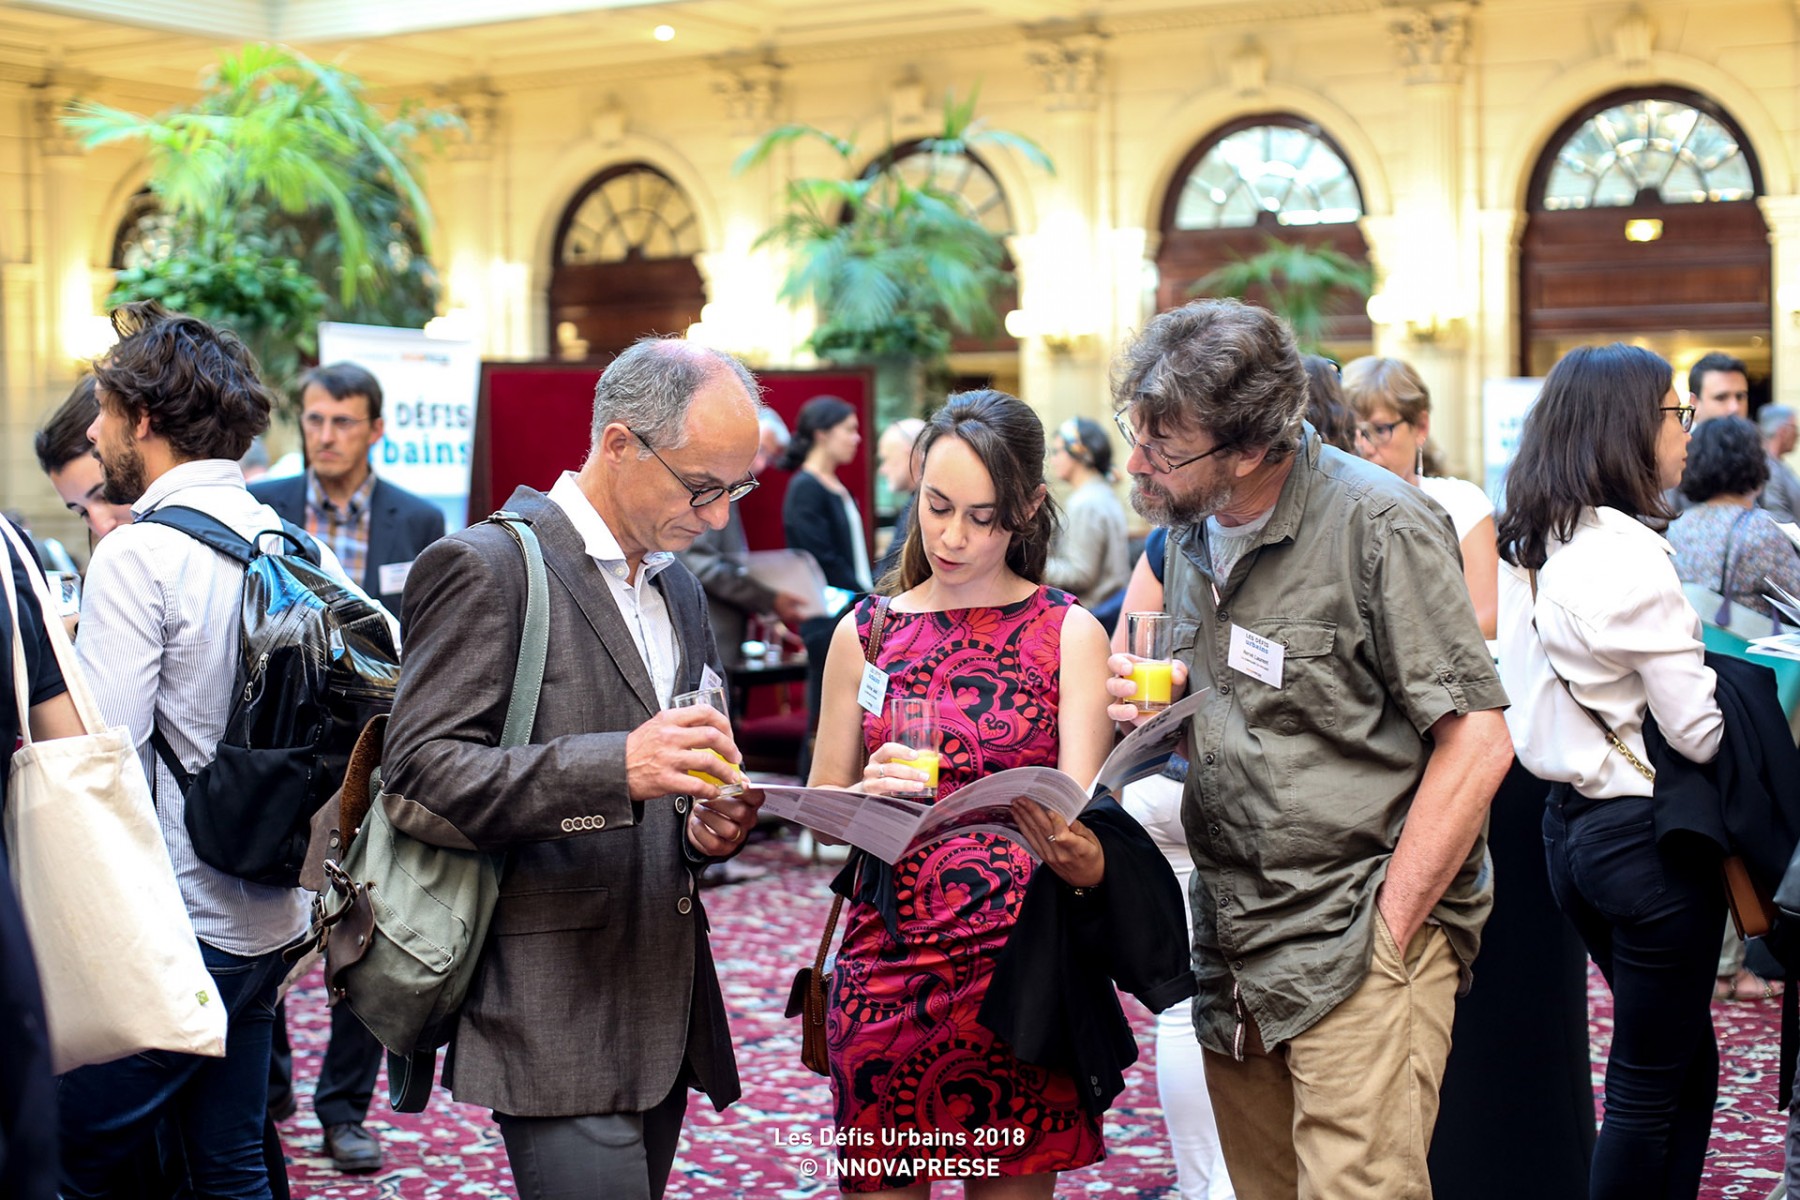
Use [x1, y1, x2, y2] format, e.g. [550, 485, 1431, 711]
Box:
[879, 144, 1014, 236]
[1520, 88, 1769, 376]
[1536, 94, 1759, 211]
[548, 163, 708, 359]
[861, 140, 1019, 356]
[1169, 119, 1363, 231]
[556, 165, 703, 264]
[111, 188, 175, 270]
[1155, 115, 1372, 348]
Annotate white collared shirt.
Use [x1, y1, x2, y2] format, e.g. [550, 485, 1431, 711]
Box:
[548, 472, 678, 708]
[76, 460, 367, 955]
[1496, 505, 1723, 800]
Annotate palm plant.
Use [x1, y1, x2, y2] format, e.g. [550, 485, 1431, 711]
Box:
[737, 88, 1051, 406]
[63, 44, 457, 385]
[1192, 236, 1373, 354]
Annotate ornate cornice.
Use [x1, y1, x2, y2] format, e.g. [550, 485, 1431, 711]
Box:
[1388, 3, 1474, 86]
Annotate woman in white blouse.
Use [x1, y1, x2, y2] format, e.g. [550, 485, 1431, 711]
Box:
[1343, 356, 1498, 636]
[1495, 343, 1723, 1200]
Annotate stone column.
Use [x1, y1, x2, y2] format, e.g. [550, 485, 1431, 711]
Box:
[1378, 3, 1478, 475]
[437, 84, 511, 355]
[1017, 22, 1108, 434]
[1762, 194, 1800, 411]
[6, 77, 88, 520]
[700, 55, 796, 366]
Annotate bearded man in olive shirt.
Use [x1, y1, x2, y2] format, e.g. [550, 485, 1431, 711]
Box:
[1104, 300, 1513, 1200]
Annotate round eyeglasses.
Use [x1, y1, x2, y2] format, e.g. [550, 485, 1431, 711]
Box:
[632, 429, 759, 507]
[1112, 409, 1234, 474]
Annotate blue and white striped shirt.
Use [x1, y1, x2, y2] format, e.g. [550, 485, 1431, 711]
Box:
[76, 459, 367, 955]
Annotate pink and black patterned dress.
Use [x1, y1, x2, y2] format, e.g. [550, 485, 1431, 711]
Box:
[826, 586, 1104, 1192]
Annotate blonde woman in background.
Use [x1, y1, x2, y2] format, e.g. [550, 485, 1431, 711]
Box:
[1343, 357, 1498, 638]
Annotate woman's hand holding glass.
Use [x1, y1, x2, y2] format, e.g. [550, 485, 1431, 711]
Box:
[860, 741, 937, 798]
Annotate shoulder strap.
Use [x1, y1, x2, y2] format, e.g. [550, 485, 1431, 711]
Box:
[140, 505, 314, 564]
[1527, 569, 1655, 782]
[864, 594, 893, 666]
[487, 511, 551, 748]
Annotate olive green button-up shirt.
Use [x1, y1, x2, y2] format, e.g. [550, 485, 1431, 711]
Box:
[1165, 427, 1508, 1056]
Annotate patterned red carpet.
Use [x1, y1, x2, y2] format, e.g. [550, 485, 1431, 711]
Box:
[276, 832, 1788, 1197]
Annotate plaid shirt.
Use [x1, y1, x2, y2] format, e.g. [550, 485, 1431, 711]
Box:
[304, 469, 377, 584]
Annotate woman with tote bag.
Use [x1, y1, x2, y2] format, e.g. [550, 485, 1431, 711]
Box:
[1, 516, 226, 1080]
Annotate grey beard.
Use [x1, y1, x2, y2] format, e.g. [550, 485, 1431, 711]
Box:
[1131, 476, 1230, 527]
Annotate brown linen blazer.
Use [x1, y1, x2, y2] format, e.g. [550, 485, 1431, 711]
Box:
[379, 486, 740, 1118]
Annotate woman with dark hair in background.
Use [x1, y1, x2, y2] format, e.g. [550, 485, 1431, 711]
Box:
[1668, 415, 1800, 626]
[1044, 416, 1130, 609]
[1496, 343, 1723, 1200]
[781, 395, 874, 594]
[1300, 355, 1357, 453]
[808, 389, 1121, 1197]
[1344, 356, 1498, 637]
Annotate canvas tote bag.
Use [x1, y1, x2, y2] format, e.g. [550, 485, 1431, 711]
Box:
[1, 519, 226, 1073]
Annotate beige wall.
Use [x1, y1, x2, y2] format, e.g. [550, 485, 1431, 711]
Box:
[5, 0, 1799, 540]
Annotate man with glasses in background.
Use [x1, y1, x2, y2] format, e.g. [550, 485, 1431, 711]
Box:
[251, 361, 444, 1172]
[1104, 300, 1513, 1199]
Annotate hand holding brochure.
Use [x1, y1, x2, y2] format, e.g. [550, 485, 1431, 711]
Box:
[753, 689, 1208, 864]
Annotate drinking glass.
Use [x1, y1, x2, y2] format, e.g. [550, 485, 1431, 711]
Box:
[1126, 612, 1173, 712]
[885, 696, 941, 800]
[671, 685, 745, 796]
[44, 571, 81, 619]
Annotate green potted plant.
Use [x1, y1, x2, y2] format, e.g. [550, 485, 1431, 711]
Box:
[64, 44, 457, 390]
[736, 87, 1052, 422]
[1192, 236, 1373, 355]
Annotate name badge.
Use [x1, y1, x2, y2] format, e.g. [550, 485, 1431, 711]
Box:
[378, 559, 414, 595]
[857, 662, 890, 715]
[701, 664, 725, 693]
[1228, 624, 1285, 689]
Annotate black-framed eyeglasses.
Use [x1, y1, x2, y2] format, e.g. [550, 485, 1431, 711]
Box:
[301, 414, 373, 434]
[631, 429, 759, 507]
[1113, 408, 1233, 474]
[1662, 405, 1696, 432]
[1355, 418, 1411, 446]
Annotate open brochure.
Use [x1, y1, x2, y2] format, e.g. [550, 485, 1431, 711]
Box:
[1752, 579, 1800, 661]
[752, 688, 1209, 864]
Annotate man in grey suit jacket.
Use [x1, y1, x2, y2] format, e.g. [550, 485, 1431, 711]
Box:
[251, 362, 445, 1170]
[378, 338, 765, 1200]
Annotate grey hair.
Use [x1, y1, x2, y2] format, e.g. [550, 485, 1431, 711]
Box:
[589, 337, 761, 451]
[1111, 299, 1308, 466]
[1760, 404, 1796, 439]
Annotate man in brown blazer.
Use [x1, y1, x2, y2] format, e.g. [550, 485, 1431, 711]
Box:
[379, 337, 766, 1199]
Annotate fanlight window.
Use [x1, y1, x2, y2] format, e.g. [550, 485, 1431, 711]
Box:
[885, 147, 1013, 236]
[1173, 124, 1363, 230]
[558, 166, 701, 264]
[112, 190, 176, 270]
[1541, 98, 1755, 210]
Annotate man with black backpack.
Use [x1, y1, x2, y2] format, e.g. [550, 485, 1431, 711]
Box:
[62, 302, 389, 1199]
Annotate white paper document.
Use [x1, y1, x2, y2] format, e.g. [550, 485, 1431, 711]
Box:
[744, 550, 829, 619]
[754, 688, 1209, 864]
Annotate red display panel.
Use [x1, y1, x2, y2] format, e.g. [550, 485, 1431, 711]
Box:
[472, 361, 874, 552]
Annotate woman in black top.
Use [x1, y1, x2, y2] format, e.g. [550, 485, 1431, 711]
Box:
[781, 396, 874, 593]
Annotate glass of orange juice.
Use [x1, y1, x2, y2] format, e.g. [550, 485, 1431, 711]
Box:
[671, 685, 745, 796]
[1126, 612, 1173, 712]
[886, 697, 940, 800]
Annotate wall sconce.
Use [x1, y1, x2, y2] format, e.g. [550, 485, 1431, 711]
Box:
[1004, 309, 1096, 356]
[63, 313, 118, 363]
[1624, 218, 1664, 243]
[1365, 292, 1464, 345]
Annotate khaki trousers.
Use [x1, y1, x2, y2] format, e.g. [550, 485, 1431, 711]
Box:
[1202, 916, 1460, 1200]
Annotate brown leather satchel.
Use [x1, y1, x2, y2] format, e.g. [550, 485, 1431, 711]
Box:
[782, 595, 890, 1076]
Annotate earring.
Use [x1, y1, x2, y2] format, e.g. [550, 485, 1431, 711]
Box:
[1414, 443, 1425, 479]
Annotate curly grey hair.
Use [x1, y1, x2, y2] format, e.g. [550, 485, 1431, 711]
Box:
[1112, 299, 1309, 466]
[590, 337, 761, 452]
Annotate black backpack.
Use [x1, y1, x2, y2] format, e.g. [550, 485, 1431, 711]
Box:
[138, 505, 401, 888]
